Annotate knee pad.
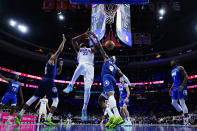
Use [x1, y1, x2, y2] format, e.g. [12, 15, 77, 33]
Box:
[52, 98, 59, 108]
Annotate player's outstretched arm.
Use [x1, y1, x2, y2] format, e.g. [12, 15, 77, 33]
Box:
[19, 84, 24, 104]
[89, 32, 109, 61]
[57, 60, 64, 75]
[124, 83, 130, 103]
[35, 100, 41, 109]
[178, 66, 188, 90]
[117, 68, 132, 86]
[72, 31, 90, 53]
[0, 74, 12, 84]
[49, 34, 66, 65]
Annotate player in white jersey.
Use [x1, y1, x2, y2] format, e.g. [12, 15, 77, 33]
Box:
[63, 31, 97, 121]
[35, 96, 50, 123]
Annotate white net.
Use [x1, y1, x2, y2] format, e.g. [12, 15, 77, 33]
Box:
[100, 4, 119, 24]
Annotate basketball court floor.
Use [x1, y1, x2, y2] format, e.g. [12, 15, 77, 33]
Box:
[0, 124, 196, 131]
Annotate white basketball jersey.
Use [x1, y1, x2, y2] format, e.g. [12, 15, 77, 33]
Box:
[77, 48, 94, 65]
[40, 98, 48, 108]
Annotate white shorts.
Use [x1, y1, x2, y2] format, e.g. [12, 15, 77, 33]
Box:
[78, 63, 94, 86]
[39, 107, 47, 115]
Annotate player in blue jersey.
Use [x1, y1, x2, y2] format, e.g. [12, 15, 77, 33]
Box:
[119, 77, 132, 126]
[14, 34, 66, 126]
[89, 32, 132, 128]
[169, 60, 189, 125]
[0, 74, 24, 124]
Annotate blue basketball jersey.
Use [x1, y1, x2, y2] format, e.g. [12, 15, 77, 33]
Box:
[43, 61, 57, 79]
[7, 80, 20, 94]
[119, 82, 127, 99]
[101, 59, 118, 78]
[171, 66, 186, 90]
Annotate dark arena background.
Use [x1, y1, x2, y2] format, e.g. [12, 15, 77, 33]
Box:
[1, 0, 197, 131]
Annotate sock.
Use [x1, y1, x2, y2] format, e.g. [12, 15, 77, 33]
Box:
[82, 87, 91, 110]
[105, 108, 114, 117]
[7, 115, 12, 121]
[108, 95, 120, 118]
[71, 64, 85, 84]
[19, 109, 26, 116]
[113, 107, 120, 118]
[127, 117, 131, 122]
[47, 113, 53, 120]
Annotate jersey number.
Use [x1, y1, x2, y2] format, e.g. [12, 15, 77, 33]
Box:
[12, 87, 17, 92]
[83, 52, 88, 55]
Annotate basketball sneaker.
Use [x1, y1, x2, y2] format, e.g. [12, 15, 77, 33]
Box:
[14, 115, 22, 125]
[44, 119, 55, 126]
[105, 116, 115, 127]
[63, 84, 73, 93]
[81, 109, 87, 121]
[109, 116, 124, 128]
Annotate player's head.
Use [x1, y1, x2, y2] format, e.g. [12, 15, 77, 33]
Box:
[170, 59, 179, 68]
[14, 75, 19, 81]
[110, 56, 116, 64]
[120, 77, 124, 83]
[43, 95, 46, 99]
[79, 43, 87, 48]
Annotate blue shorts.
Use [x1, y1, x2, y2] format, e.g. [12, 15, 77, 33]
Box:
[34, 78, 58, 99]
[172, 89, 188, 100]
[1, 92, 17, 105]
[102, 74, 116, 93]
[120, 98, 129, 108]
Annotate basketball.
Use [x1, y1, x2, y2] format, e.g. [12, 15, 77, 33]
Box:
[105, 40, 115, 50]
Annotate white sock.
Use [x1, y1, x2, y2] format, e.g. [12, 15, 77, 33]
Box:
[71, 64, 85, 84]
[113, 107, 120, 118]
[105, 108, 114, 117]
[171, 99, 182, 112]
[127, 117, 131, 122]
[179, 99, 188, 114]
[82, 87, 91, 110]
[47, 113, 53, 120]
[38, 114, 41, 122]
[108, 95, 120, 118]
[19, 109, 26, 116]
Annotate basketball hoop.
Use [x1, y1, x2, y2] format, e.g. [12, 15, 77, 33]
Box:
[100, 4, 119, 24]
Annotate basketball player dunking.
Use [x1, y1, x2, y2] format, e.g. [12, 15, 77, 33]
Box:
[63, 31, 97, 121]
[14, 34, 66, 126]
[89, 31, 132, 128]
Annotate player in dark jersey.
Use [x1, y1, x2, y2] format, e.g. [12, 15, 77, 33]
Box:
[14, 34, 66, 126]
[169, 60, 189, 125]
[0, 74, 24, 124]
[89, 32, 132, 128]
[119, 77, 131, 125]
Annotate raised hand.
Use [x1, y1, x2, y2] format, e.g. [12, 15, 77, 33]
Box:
[62, 34, 66, 42]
